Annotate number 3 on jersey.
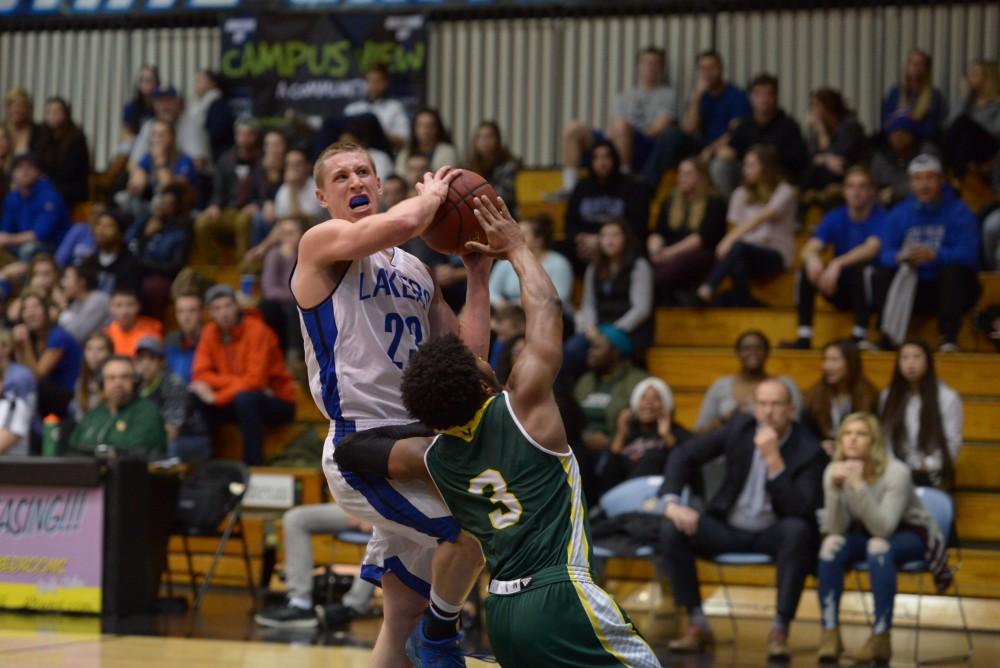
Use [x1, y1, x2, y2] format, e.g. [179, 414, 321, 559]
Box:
[468, 469, 523, 530]
[384, 313, 423, 369]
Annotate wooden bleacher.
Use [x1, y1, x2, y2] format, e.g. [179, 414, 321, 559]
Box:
[174, 168, 1000, 606]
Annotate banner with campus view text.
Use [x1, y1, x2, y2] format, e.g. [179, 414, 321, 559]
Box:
[220, 12, 426, 121]
[0, 485, 104, 613]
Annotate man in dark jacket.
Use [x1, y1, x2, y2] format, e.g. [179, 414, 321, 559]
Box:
[657, 378, 827, 660]
[709, 73, 809, 196]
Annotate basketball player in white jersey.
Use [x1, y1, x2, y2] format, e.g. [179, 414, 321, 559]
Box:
[292, 142, 491, 666]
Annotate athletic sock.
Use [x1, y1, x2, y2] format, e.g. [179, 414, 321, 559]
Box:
[424, 591, 462, 641]
[797, 326, 813, 340]
[688, 605, 709, 631]
[562, 167, 578, 191]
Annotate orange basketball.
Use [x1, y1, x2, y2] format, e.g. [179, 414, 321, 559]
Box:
[422, 170, 496, 255]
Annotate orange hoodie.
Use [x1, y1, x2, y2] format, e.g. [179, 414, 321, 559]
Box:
[106, 316, 164, 356]
[192, 311, 296, 406]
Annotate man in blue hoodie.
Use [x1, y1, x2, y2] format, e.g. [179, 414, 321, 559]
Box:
[871, 154, 980, 352]
[0, 153, 71, 261]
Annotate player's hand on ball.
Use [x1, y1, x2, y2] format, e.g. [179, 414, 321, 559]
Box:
[415, 165, 461, 202]
[466, 195, 524, 258]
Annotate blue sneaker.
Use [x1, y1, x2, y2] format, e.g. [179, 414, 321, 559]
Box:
[405, 618, 467, 668]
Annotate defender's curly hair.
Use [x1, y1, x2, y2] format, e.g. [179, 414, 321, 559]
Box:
[401, 334, 490, 430]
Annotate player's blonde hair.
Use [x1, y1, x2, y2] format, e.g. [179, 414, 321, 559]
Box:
[313, 141, 376, 186]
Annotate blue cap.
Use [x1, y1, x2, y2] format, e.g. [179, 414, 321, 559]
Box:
[886, 113, 919, 135]
[596, 324, 634, 358]
[153, 85, 179, 99]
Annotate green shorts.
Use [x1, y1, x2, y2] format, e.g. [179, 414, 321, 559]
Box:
[484, 565, 660, 667]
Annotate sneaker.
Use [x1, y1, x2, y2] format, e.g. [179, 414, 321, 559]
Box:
[314, 602, 361, 629]
[939, 342, 961, 353]
[405, 618, 467, 667]
[254, 603, 318, 629]
[778, 338, 811, 350]
[766, 628, 790, 660]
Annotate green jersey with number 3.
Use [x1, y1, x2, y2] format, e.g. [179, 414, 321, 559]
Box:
[424, 391, 592, 581]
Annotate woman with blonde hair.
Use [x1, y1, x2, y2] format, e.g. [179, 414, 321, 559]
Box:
[881, 48, 947, 143]
[4, 88, 39, 155]
[647, 157, 727, 304]
[944, 59, 1000, 178]
[696, 144, 797, 306]
[816, 412, 952, 663]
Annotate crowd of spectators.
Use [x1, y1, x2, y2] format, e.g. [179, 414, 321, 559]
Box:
[1, 41, 995, 661]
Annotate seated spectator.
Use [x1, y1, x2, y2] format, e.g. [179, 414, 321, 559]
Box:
[0, 126, 11, 202]
[695, 330, 802, 434]
[802, 88, 870, 201]
[134, 336, 211, 463]
[124, 119, 197, 219]
[87, 209, 141, 294]
[120, 66, 160, 151]
[5, 252, 64, 323]
[658, 379, 826, 658]
[817, 412, 951, 664]
[488, 303, 525, 371]
[0, 374, 31, 456]
[68, 354, 166, 457]
[870, 115, 933, 207]
[402, 153, 430, 196]
[564, 141, 651, 272]
[572, 325, 648, 495]
[606, 376, 689, 485]
[128, 85, 209, 170]
[696, 145, 797, 307]
[881, 49, 947, 145]
[245, 149, 324, 264]
[105, 288, 163, 356]
[126, 183, 192, 318]
[244, 129, 291, 249]
[254, 503, 376, 629]
[35, 97, 90, 209]
[558, 47, 677, 194]
[191, 284, 296, 465]
[871, 155, 980, 352]
[488, 215, 573, 314]
[647, 158, 726, 304]
[190, 69, 234, 162]
[57, 262, 110, 343]
[13, 291, 82, 419]
[73, 331, 113, 421]
[341, 63, 410, 154]
[194, 117, 264, 261]
[379, 174, 407, 212]
[943, 59, 1000, 178]
[783, 167, 884, 349]
[0, 153, 71, 261]
[4, 88, 39, 155]
[879, 338, 962, 489]
[258, 217, 306, 361]
[393, 108, 458, 176]
[0, 327, 38, 412]
[338, 117, 394, 179]
[710, 73, 808, 196]
[164, 290, 202, 384]
[801, 340, 879, 456]
[468, 121, 520, 216]
[54, 204, 100, 269]
[566, 220, 653, 373]
[640, 50, 750, 190]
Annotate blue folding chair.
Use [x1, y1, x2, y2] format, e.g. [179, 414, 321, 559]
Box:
[851, 487, 973, 665]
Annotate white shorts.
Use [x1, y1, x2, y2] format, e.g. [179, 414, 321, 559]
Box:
[322, 422, 459, 598]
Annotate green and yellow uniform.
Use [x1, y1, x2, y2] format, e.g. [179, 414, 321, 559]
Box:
[425, 391, 659, 667]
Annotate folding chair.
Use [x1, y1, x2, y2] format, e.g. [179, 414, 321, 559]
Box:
[169, 461, 257, 612]
[851, 487, 974, 665]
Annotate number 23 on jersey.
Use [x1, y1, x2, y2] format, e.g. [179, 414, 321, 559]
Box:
[468, 469, 523, 530]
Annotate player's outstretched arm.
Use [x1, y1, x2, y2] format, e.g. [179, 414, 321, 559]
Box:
[332, 424, 434, 482]
[467, 196, 568, 452]
[299, 166, 460, 266]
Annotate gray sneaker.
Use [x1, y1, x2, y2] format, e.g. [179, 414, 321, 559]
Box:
[254, 603, 318, 629]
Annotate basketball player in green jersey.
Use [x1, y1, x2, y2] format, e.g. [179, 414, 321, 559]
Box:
[333, 196, 660, 667]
